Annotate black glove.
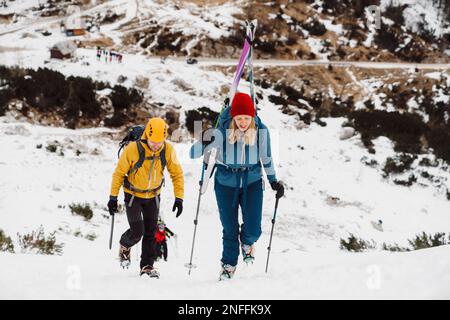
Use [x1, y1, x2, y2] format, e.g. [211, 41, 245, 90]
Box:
[270, 181, 285, 199]
[108, 197, 118, 215]
[172, 198, 183, 218]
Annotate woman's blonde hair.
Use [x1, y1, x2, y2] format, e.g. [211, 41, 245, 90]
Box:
[228, 117, 257, 145]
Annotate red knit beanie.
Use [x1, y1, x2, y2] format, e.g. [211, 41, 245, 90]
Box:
[230, 92, 255, 118]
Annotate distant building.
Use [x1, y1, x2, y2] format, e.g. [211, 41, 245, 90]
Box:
[64, 13, 86, 37]
[65, 28, 86, 36]
[50, 41, 77, 59]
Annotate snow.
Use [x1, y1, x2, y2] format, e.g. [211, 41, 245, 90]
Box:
[407, 97, 429, 122]
[2, 245, 450, 299]
[321, 18, 344, 36]
[0, 0, 40, 15]
[381, 0, 450, 38]
[1, 110, 450, 299]
[1, 0, 450, 300]
[433, 85, 450, 104]
[363, 10, 377, 48]
[304, 36, 328, 61]
[425, 71, 443, 80]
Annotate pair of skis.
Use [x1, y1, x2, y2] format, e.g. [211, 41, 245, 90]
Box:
[203, 20, 257, 194]
[185, 20, 258, 274]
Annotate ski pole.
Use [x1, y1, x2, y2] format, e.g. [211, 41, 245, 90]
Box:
[265, 196, 280, 273]
[186, 163, 206, 275]
[109, 214, 115, 250]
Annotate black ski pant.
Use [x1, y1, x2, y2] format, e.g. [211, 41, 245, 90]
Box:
[156, 241, 168, 260]
[120, 192, 159, 269]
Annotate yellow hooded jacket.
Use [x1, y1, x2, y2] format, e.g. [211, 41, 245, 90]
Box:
[110, 139, 184, 200]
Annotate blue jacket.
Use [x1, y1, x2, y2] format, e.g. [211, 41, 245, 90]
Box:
[189, 106, 277, 189]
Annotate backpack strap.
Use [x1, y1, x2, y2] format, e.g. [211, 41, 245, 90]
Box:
[160, 142, 167, 171]
[128, 141, 146, 175]
[127, 141, 167, 176]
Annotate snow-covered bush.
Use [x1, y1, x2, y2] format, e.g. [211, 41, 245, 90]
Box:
[185, 107, 219, 135]
[17, 226, 64, 255]
[165, 110, 180, 136]
[85, 232, 97, 241]
[45, 141, 64, 156]
[393, 173, 417, 186]
[408, 232, 448, 250]
[350, 110, 426, 154]
[374, 24, 400, 56]
[0, 88, 12, 116]
[427, 125, 450, 163]
[268, 94, 288, 106]
[340, 234, 376, 252]
[73, 229, 97, 241]
[343, 232, 449, 253]
[46, 144, 57, 153]
[69, 203, 94, 221]
[103, 85, 143, 128]
[323, 0, 378, 17]
[382, 153, 417, 177]
[0, 66, 147, 129]
[302, 18, 326, 36]
[0, 229, 15, 253]
[383, 3, 407, 26]
[382, 243, 409, 252]
[418, 157, 440, 167]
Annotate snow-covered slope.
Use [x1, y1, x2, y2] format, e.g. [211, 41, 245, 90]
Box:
[0, 106, 449, 298]
[1, 0, 450, 300]
[2, 242, 450, 299]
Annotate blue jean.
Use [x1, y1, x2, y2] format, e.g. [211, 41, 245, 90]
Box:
[214, 178, 263, 266]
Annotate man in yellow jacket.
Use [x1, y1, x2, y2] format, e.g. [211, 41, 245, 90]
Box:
[108, 117, 184, 277]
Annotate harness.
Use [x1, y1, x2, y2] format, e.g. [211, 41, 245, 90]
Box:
[216, 161, 261, 210]
[213, 123, 266, 210]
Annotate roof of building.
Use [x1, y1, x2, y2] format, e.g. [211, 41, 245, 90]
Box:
[51, 41, 77, 55]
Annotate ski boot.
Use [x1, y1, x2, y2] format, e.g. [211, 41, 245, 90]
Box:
[241, 244, 255, 264]
[140, 265, 160, 278]
[119, 245, 131, 269]
[219, 263, 236, 281]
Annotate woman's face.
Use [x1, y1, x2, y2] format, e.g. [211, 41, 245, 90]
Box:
[147, 140, 163, 151]
[234, 115, 252, 132]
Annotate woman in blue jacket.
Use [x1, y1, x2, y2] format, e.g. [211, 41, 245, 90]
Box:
[190, 92, 284, 280]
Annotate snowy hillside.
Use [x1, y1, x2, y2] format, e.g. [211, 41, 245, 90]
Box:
[1, 0, 450, 61]
[1, 100, 450, 298]
[1, 0, 450, 300]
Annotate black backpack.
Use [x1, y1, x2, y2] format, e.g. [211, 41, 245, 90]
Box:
[118, 125, 167, 176]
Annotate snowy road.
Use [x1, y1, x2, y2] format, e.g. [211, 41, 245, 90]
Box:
[164, 57, 450, 70]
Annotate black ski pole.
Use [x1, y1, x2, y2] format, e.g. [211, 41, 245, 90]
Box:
[186, 163, 207, 275]
[109, 214, 115, 250]
[265, 196, 280, 273]
[186, 178, 203, 275]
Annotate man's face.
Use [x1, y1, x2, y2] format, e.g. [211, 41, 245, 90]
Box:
[147, 140, 163, 151]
